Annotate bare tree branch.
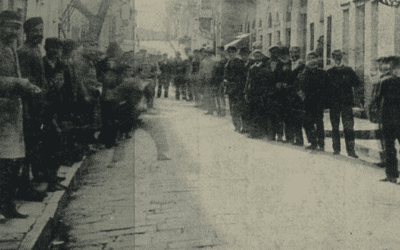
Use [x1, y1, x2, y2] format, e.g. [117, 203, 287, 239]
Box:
[71, 0, 95, 19]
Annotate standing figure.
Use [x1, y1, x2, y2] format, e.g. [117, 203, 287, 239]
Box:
[17, 16, 48, 201]
[239, 47, 253, 133]
[265, 45, 285, 141]
[157, 53, 172, 98]
[136, 49, 159, 108]
[297, 52, 330, 151]
[191, 49, 202, 105]
[327, 50, 361, 158]
[199, 49, 217, 115]
[284, 46, 305, 146]
[374, 56, 400, 183]
[212, 46, 228, 116]
[0, 11, 42, 218]
[224, 46, 247, 131]
[42, 38, 69, 191]
[245, 50, 270, 138]
[173, 51, 187, 100]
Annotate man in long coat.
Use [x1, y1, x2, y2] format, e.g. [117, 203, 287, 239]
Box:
[17, 16, 48, 201]
[0, 11, 42, 218]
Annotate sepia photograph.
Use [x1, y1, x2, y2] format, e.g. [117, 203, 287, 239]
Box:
[1, 0, 400, 249]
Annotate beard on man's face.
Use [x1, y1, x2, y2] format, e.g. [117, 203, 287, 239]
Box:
[28, 35, 43, 44]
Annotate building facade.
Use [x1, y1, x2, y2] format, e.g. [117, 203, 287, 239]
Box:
[257, 0, 400, 107]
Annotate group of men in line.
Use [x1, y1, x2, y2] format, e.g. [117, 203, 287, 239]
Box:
[0, 11, 145, 220]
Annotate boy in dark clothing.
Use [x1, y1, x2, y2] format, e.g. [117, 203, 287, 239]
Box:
[42, 38, 69, 192]
[327, 50, 361, 158]
[298, 52, 331, 151]
[284, 46, 306, 146]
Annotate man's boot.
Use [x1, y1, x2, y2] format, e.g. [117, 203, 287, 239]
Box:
[346, 140, 359, 158]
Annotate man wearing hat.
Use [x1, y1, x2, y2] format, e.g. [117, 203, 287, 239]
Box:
[265, 45, 285, 141]
[17, 16, 49, 201]
[157, 53, 172, 98]
[327, 49, 361, 158]
[283, 46, 306, 146]
[297, 52, 330, 151]
[0, 10, 42, 218]
[211, 46, 228, 116]
[199, 48, 216, 114]
[224, 46, 247, 130]
[238, 47, 253, 133]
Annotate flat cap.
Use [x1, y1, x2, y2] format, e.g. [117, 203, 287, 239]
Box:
[0, 10, 22, 26]
[226, 46, 237, 53]
[23, 17, 43, 32]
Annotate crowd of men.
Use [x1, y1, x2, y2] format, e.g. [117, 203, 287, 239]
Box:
[0, 11, 148, 219]
[156, 41, 400, 185]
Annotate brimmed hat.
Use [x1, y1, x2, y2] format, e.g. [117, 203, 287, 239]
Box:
[268, 45, 280, 52]
[23, 17, 43, 33]
[44, 38, 63, 51]
[0, 10, 22, 26]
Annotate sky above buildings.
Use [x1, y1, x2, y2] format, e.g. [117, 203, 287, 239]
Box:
[136, 0, 167, 32]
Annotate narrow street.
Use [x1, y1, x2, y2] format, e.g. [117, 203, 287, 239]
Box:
[61, 97, 400, 250]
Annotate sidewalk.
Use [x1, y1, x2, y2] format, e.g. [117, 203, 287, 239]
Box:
[0, 158, 88, 250]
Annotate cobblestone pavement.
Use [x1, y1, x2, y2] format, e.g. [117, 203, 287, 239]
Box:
[62, 98, 400, 250]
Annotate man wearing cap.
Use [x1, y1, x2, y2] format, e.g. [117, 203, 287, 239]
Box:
[0, 10, 42, 218]
[238, 47, 253, 133]
[17, 16, 49, 200]
[284, 46, 305, 146]
[265, 45, 285, 141]
[42, 37, 71, 191]
[191, 49, 202, 105]
[297, 52, 330, 151]
[245, 49, 270, 137]
[327, 50, 361, 158]
[225, 46, 248, 131]
[211, 46, 228, 116]
[157, 53, 172, 98]
[173, 51, 187, 100]
[199, 49, 217, 114]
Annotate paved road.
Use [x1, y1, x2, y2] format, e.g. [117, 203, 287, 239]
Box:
[62, 97, 400, 250]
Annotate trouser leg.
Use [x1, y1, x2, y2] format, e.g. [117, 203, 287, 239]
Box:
[0, 159, 22, 205]
[330, 107, 341, 152]
[383, 126, 400, 179]
[341, 106, 356, 154]
[229, 95, 240, 130]
[303, 111, 317, 146]
[315, 112, 325, 149]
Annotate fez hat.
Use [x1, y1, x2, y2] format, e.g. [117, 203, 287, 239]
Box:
[44, 38, 63, 51]
[23, 17, 43, 33]
[226, 46, 237, 53]
[0, 10, 22, 26]
[239, 47, 251, 55]
[289, 46, 300, 52]
[252, 49, 263, 54]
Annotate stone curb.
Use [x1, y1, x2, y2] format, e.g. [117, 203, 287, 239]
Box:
[17, 156, 90, 250]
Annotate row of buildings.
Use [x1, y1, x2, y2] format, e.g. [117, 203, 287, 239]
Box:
[1, 0, 136, 52]
[167, 0, 400, 109]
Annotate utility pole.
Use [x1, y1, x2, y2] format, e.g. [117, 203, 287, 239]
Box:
[132, 0, 136, 70]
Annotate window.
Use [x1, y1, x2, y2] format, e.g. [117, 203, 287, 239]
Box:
[247, 22, 250, 32]
[300, 0, 307, 7]
[268, 33, 272, 47]
[276, 13, 280, 26]
[268, 13, 272, 27]
[342, 9, 349, 65]
[260, 35, 263, 44]
[326, 16, 332, 65]
[276, 30, 281, 43]
[287, 1, 292, 22]
[286, 28, 291, 46]
[252, 20, 256, 29]
[259, 19, 262, 28]
[310, 23, 315, 51]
